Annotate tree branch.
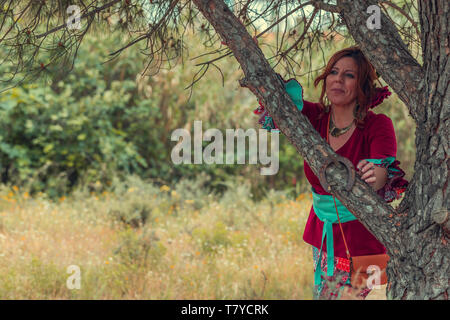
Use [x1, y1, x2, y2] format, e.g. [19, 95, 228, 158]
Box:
[272, 7, 319, 62]
[108, 0, 180, 58]
[380, 1, 420, 37]
[418, 0, 449, 129]
[310, 0, 340, 13]
[0, 0, 33, 44]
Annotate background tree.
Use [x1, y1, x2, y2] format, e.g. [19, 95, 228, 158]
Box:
[0, 0, 448, 299]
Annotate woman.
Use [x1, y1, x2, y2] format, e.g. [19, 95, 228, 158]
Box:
[254, 47, 408, 299]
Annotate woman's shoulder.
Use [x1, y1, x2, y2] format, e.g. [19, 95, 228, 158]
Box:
[364, 111, 394, 132]
[363, 111, 397, 154]
[304, 100, 322, 110]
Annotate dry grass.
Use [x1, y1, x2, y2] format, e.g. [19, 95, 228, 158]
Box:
[0, 176, 315, 299]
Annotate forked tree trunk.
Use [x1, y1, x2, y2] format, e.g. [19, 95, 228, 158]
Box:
[193, 0, 449, 299]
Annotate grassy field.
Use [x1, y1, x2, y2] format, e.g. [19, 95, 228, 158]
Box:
[0, 176, 317, 299]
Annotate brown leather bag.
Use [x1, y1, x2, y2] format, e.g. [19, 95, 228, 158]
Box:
[332, 195, 390, 289]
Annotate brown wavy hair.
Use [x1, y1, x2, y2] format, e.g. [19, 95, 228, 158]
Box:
[313, 46, 379, 127]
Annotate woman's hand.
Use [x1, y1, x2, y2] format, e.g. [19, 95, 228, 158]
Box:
[357, 160, 388, 191]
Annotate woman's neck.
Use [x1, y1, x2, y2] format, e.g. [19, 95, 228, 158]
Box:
[330, 102, 357, 128]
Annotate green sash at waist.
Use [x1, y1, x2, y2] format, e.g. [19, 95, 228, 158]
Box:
[311, 189, 357, 286]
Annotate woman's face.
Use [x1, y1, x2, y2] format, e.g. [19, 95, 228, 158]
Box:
[325, 56, 358, 108]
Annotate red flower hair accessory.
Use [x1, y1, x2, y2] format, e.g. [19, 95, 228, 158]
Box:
[369, 86, 392, 109]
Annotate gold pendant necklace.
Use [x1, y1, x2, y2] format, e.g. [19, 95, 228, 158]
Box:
[329, 113, 355, 137]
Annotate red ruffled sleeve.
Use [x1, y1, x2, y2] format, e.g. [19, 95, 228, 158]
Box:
[377, 159, 408, 202]
[365, 114, 408, 202]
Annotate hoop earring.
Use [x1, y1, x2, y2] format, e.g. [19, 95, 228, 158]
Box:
[353, 103, 360, 118]
[324, 96, 330, 112]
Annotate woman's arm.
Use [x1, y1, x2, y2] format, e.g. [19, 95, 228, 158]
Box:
[357, 159, 388, 191]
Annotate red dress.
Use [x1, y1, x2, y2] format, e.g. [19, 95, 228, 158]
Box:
[302, 100, 394, 258]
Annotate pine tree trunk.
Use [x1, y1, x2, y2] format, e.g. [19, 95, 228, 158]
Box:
[388, 123, 449, 299]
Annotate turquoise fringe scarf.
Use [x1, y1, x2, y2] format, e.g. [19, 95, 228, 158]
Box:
[311, 190, 357, 286]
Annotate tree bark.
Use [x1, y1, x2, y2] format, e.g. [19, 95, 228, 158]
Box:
[337, 0, 450, 300]
[192, 0, 449, 299]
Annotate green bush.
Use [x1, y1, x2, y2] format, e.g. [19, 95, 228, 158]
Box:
[192, 221, 232, 254]
[113, 228, 167, 268]
[0, 30, 256, 197]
